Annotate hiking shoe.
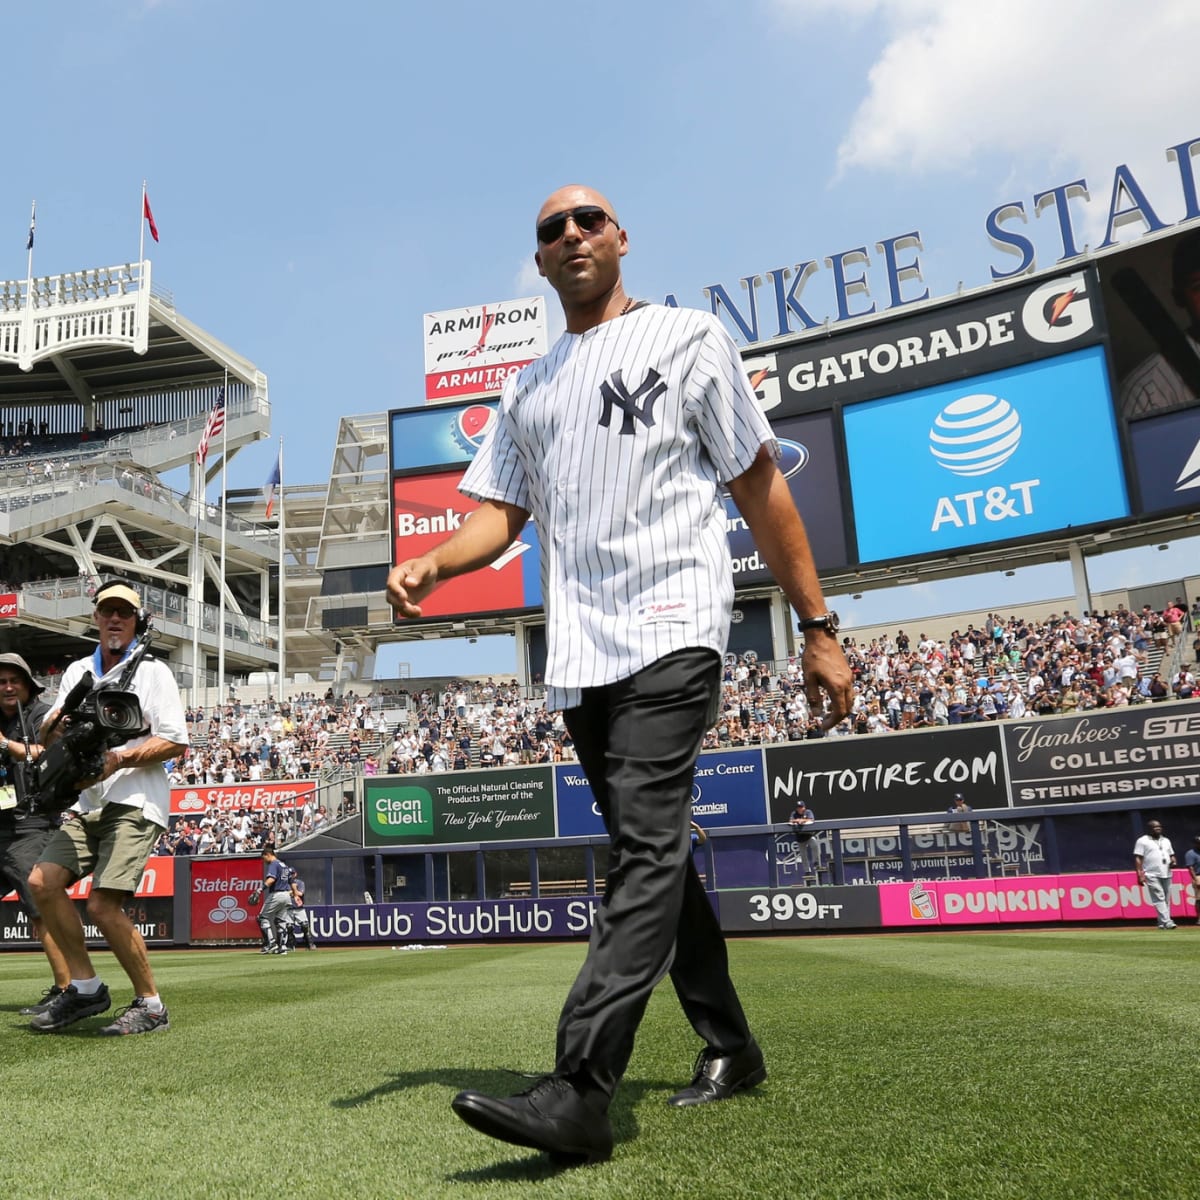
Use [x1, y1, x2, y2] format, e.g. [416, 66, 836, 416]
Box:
[29, 984, 111, 1032]
[20, 985, 65, 1016]
[99, 998, 170, 1036]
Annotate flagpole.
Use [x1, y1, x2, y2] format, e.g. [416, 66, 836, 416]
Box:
[139, 181, 146, 267]
[191, 455, 203, 706]
[26, 200, 35, 282]
[277, 438, 286, 705]
[217, 368, 228, 706]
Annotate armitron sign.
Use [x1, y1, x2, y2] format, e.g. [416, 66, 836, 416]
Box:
[423, 296, 548, 402]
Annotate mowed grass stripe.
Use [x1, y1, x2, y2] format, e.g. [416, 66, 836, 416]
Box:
[2, 932, 1197, 1199]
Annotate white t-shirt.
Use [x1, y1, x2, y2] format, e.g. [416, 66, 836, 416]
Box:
[1134, 833, 1175, 879]
[462, 304, 774, 710]
[48, 648, 188, 829]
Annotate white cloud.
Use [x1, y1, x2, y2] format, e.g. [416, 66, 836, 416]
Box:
[769, 0, 1200, 197]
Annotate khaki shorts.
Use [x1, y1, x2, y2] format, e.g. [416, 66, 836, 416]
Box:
[38, 803, 162, 894]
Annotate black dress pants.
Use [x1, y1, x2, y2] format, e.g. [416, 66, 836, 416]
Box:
[554, 648, 753, 1100]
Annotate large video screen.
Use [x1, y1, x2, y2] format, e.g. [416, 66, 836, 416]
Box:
[391, 468, 542, 619]
[845, 344, 1129, 562]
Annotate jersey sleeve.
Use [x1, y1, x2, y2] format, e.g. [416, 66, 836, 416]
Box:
[460, 374, 531, 510]
[688, 314, 778, 483]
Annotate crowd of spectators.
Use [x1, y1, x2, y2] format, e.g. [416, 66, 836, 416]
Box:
[157, 794, 344, 856]
[702, 602, 1199, 748]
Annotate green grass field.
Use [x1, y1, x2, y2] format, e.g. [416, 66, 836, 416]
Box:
[2, 929, 1197, 1199]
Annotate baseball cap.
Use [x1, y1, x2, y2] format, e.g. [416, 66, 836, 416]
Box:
[94, 580, 142, 611]
[0, 652, 43, 695]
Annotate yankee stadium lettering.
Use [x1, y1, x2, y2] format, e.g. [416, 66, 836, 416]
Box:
[598, 367, 667, 433]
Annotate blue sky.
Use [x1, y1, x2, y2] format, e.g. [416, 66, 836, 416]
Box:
[8, 1, 1199, 678]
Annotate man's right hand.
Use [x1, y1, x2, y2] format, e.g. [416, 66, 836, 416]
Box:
[386, 558, 439, 619]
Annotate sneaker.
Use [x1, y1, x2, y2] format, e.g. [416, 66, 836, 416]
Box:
[258, 947, 274, 954]
[29, 983, 111, 1032]
[274, 947, 289, 955]
[20, 985, 65, 1016]
[99, 998, 170, 1036]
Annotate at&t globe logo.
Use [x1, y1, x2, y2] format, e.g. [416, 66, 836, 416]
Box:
[929, 394, 1021, 477]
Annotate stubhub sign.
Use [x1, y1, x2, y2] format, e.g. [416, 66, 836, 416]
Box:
[846, 344, 1129, 563]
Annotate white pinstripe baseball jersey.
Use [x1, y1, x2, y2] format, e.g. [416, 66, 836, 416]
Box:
[1119, 333, 1200, 419]
[460, 303, 776, 710]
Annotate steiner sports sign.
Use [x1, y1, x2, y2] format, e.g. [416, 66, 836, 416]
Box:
[1005, 700, 1200, 806]
[423, 296, 548, 402]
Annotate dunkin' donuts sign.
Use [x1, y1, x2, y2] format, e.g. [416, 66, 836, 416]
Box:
[170, 780, 317, 816]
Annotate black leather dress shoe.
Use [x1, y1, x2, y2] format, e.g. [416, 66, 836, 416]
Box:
[452, 1074, 613, 1165]
[667, 1039, 767, 1107]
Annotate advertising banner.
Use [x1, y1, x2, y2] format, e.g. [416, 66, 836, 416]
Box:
[878, 870, 1193, 927]
[309, 896, 599, 943]
[1005, 701, 1200, 806]
[3, 857, 175, 946]
[0, 592, 16, 618]
[391, 469, 542, 619]
[555, 748, 768, 838]
[189, 856, 265, 941]
[773, 269, 1100, 416]
[845, 344, 1129, 563]
[170, 780, 317, 816]
[364, 767, 555, 847]
[1127, 405, 1200, 515]
[720, 885, 882, 932]
[390, 400, 500, 474]
[423, 296, 547, 402]
[724, 413, 849, 578]
[764, 725, 1007, 822]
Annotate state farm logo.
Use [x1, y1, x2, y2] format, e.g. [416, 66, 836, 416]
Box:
[0, 596, 17, 619]
[178, 791, 205, 812]
[929, 394, 1021, 478]
[1020, 272, 1093, 345]
[208, 895, 251, 925]
[452, 403, 497, 456]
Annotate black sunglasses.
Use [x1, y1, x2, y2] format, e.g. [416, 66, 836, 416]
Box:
[536, 205, 618, 245]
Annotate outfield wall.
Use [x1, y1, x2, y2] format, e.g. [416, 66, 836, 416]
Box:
[4, 700, 1200, 947]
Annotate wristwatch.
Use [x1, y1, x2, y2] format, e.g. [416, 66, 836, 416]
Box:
[798, 611, 840, 637]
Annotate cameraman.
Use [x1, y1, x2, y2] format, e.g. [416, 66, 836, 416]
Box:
[27, 581, 188, 1035]
[0, 653, 71, 1015]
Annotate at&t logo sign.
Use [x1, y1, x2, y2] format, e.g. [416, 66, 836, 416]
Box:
[928, 393, 1039, 532]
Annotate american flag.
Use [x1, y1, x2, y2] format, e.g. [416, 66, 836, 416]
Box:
[196, 390, 225, 466]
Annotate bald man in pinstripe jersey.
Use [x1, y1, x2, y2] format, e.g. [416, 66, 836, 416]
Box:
[387, 185, 852, 1164]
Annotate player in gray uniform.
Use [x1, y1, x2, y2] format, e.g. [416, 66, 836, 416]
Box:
[387, 184, 852, 1164]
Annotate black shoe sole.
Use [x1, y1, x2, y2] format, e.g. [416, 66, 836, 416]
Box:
[451, 1094, 611, 1165]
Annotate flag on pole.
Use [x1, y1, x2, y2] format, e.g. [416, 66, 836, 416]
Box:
[143, 191, 159, 243]
[263, 450, 282, 519]
[26, 202, 35, 251]
[196, 389, 225, 466]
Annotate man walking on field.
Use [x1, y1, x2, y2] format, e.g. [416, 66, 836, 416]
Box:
[387, 185, 851, 1163]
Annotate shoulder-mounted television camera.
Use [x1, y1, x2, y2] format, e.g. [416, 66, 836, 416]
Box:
[13, 621, 155, 816]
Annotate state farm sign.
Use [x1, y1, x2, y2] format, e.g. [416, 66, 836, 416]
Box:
[190, 856, 264, 941]
[170, 779, 317, 816]
[0, 593, 17, 618]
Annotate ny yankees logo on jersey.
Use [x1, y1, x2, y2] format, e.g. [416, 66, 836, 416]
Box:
[598, 368, 667, 434]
